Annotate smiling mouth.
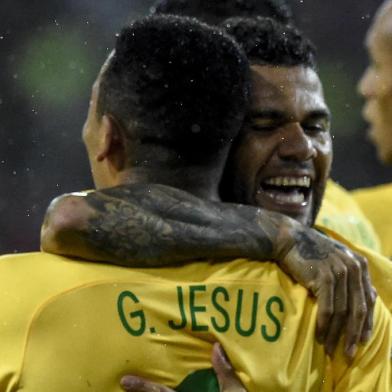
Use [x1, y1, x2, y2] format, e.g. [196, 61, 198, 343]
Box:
[256, 176, 312, 207]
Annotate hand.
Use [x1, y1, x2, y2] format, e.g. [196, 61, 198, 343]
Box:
[120, 376, 174, 392]
[276, 225, 377, 361]
[211, 343, 247, 392]
[120, 343, 246, 392]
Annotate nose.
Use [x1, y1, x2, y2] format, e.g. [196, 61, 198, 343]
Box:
[277, 123, 316, 162]
[358, 67, 376, 98]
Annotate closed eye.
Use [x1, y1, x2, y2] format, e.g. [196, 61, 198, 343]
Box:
[250, 124, 279, 132]
[302, 123, 329, 133]
[245, 109, 286, 133]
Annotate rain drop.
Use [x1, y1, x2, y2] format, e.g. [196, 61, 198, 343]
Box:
[191, 124, 201, 133]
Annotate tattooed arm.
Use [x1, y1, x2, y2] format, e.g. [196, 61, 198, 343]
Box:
[41, 184, 280, 266]
[41, 184, 375, 359]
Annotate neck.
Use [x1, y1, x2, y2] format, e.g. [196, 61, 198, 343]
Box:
[117, 166, 222, 201]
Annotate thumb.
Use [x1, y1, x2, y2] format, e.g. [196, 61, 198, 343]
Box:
[211, 343, 247, 392]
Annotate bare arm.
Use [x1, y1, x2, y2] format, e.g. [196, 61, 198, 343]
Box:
[41, 184, 283, 266]
[41, 183, 376, 358]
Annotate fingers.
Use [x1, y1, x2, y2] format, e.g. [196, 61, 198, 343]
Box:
[279, 232, 374, 362]
[211, 343, 247, 392]
[313, 266, 334, 344]
[313, 245, 372, 361]
[120, 376, 175, 392]
[323, 260, 348, 357]
[360, 285, 377, 343]
[355, 254, 377, 343]
[340, 253, 367, 361]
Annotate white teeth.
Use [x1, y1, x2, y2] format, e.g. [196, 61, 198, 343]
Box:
[264, 176, 311, 188]
[265, 190, 305, 204]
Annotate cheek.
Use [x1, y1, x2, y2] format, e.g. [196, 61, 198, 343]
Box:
[378, 93, 392, 123]
[315, 135, 333, 178]
[378, 68, 392, 95]
[372, 122, 392, 148]
[83, 135, 96, 163]
[234, 135, 272, 177]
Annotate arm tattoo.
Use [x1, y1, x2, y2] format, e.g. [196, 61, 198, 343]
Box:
[87, 194, 175, 265]
[294, 231, 334, 260]
[83, 184, 279, 267]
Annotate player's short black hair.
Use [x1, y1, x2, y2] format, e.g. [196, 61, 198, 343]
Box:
[222, 17, 317, 69]
[97, 15, 250, 165]
[151, 0, 293, 26]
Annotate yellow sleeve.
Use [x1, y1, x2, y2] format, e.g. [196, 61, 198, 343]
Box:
[352, 184, 392, 258]
[330, 298, 391, 392]
[317, 180, 381, 252]
[315, 227, 392, 314]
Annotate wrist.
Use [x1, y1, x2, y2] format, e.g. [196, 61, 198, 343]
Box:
[271, 214, 300, 263]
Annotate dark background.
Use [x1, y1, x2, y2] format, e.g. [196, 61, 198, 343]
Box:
[0, 0, 390, 253]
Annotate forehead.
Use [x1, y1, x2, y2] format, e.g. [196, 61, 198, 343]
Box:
[249, 64, 327, 114]
[366, 2, 392, 50]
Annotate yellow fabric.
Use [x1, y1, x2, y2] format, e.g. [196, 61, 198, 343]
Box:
[352, 183, 392, 258]
[315, 225, 392, 315]
[0, 252, 390, 392]
[317, 180, 381, 252]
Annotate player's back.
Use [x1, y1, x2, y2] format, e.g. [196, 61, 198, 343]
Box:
[0, 252, 390, 391]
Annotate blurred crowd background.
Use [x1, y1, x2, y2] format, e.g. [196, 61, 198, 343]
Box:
[0, 0, 390, 253]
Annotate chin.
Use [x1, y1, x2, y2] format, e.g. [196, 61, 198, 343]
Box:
[375, 140, 392, 164]
[378, 150, 392, 165]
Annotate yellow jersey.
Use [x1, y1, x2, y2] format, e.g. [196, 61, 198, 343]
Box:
[0, 252, 390, 392]
[317, 180, 381, 252]
[315, 225, 392, 315]
[352, 183, 392, 258]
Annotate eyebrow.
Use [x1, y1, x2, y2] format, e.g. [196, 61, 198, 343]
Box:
[305, 110, 332, 122]
[247, 109, 287, 120]
[247, 109, 331, 122]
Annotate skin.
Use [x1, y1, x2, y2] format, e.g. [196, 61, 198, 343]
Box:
[82, 53, 144, 192]
[358, 0, 392, 164]
[223, 65, 332, 226]
[41, 63, 375, 360]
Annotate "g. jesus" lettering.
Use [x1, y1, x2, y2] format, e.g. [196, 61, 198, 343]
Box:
[117, 285, 285, 341]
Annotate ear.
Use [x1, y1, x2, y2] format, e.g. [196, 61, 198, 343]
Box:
[96, 115, 127, 170]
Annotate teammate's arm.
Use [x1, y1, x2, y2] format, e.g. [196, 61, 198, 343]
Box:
[41, 184, 275, 267]
[41, 183, 376, 358]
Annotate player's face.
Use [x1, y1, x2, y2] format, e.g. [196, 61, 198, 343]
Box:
[358, 1, 392, 164]
[224, 65, 332, 226]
